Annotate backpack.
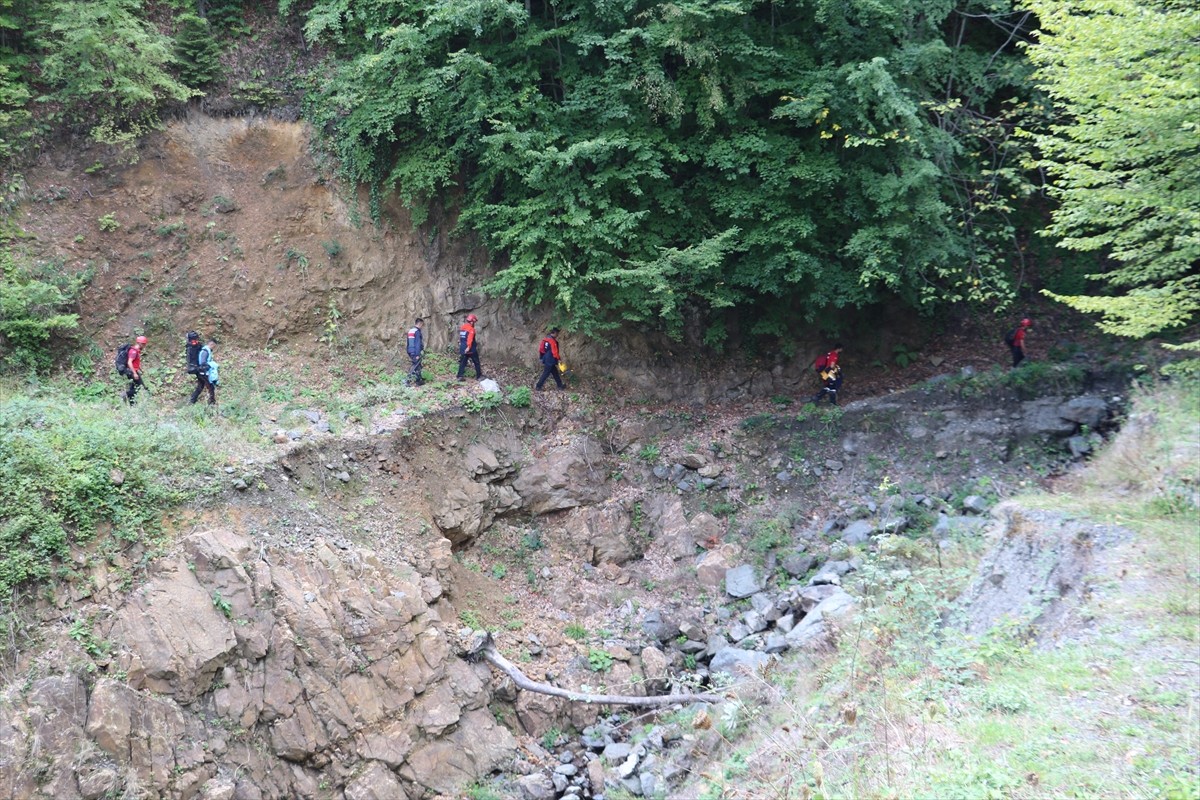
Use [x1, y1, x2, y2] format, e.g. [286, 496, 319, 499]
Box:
[813, 354, 829, 372]
[114, 343, 132, 377]
[186, 331, 203, 374]
[1003, 326, 1018, 346]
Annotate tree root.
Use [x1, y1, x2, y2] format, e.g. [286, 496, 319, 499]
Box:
[467, 631, 724, 707]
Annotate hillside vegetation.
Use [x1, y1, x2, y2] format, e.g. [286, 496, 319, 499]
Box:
[1, 0, 1197, 351]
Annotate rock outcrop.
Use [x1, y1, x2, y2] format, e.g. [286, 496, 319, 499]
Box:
[0, 529, 515, 800]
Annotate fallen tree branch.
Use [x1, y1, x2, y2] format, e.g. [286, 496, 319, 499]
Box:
[468, 632, 724, 707]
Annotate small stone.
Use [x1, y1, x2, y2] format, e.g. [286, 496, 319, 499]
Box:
[232, 478, 248, 490]
[337, 471, 351, 482]
[109, 469, 125, 486]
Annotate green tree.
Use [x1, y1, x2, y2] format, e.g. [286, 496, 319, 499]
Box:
[1022, 0, 1200, 338]
[0, 0, 36, 165]
[299, 0, 1035, 339]
[174, 12, 222, 89]
[0, 246, 87, 373]
[37, 0, 194, 146]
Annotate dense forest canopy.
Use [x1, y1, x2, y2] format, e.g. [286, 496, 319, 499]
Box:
[0, 0, 1197, 353]
[290, 0, 1036, 340]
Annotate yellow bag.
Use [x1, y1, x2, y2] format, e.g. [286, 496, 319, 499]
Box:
[557, 361, 567, 374]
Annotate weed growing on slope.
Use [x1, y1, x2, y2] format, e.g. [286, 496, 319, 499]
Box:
[0, 390, 221, 595]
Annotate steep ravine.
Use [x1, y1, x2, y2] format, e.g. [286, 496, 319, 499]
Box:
[0, 368, 1129, 800]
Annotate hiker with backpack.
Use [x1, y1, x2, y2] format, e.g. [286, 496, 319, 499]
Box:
[535, 327, 565, 391]
[1005, 318, 1032, 368]
[810, 344, 844, 406]
[406, 318, 425, 386]
[185, 331, 208, 403]
[456, 313, 483, 380]
[189, 338, 218, 405]
[116, 336, 149, 404]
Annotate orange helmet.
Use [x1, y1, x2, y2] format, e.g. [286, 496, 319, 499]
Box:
[1021, 318, 1032, 327]
[466, 314, 478, 323]
[135, 336, 148, 344]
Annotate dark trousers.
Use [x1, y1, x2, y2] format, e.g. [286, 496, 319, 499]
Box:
[125, 378, 141, 404]
[457, 351, 481, 379]
[190, 373, 215, 404]
[811, 376, 843, 405]
[408, 354, 424, 385]
[1010, 344, 1025, 368]
[536, 362, 564, 390]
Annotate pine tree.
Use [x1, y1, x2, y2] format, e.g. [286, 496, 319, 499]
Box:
[174, 12, 222, 89]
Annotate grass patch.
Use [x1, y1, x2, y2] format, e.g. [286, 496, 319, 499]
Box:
[0, 387, 221, 595]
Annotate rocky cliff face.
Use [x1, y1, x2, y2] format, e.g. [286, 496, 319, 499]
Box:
[0, 527, 514, 800]
[0, 367, 1128, 800]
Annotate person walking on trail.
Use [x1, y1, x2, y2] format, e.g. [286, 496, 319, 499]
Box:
[535, 327, 565, 391]
[123, 336, 148, 405]
[406, 318, 425, 386]
[189, 339, 218, 405]
[186, 331, 207, 402]
[810, 344, 844, 406]
[456, 313, 482, 380]
[1005, 318, 1032, 368]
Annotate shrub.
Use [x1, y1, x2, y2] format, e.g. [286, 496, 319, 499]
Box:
[0, 250, 89, 372]
[507, 385, 532, 407]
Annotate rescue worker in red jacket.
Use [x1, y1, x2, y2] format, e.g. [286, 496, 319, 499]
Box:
[456, 313, 482, 380]
[810, 344, 844, 406]
[125, 336, 148, 405]
[535, 328, 565, 391]
[1008, 318, 1032, 368]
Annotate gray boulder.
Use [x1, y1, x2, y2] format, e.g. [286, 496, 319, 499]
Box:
[725, 564, 765, 598]
[709, 647, 772, 677]
[840, 520, 875, 545]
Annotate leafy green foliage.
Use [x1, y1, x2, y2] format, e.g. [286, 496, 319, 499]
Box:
[0, 248, 88, 372]
[174, 12, 223, 89]
[0, 393, 218, 594]
[587, 647, 614, 672]
[36, 0, 194, 145]
[1023, 0, 1200, 338]
[299, 0, 1034, 336]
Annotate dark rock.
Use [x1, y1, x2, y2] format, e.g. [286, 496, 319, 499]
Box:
[782, 553, 818, 578]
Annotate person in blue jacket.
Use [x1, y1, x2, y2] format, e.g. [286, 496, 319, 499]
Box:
[189, 339, 218, 405]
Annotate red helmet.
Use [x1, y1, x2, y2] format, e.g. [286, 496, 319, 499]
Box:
[466, 314, 478, 323]
[1021, 318, 1032, 327]
[135, 335, 148, 344]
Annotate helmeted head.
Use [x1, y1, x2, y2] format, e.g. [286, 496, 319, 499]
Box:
[136, 336, 148, 345]
[549, 327, 560, 336]
[1021, 318, 1032, 328]
[466, 314, 478, 323]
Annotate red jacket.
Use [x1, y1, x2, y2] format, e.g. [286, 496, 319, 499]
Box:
[1012, 327, 1027, 348]
[814, 349, 840, 371]
[127, 345, 142, 377]
[539, 336, 560, 361]
[459, 323, 476, 354]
